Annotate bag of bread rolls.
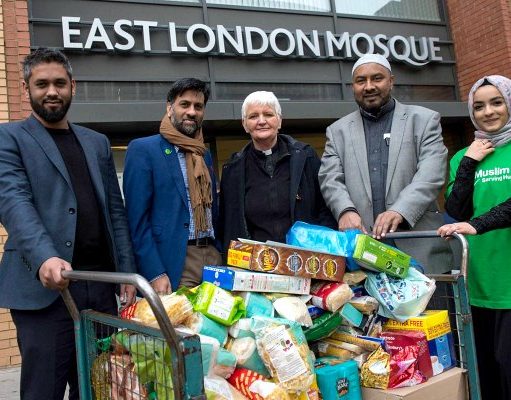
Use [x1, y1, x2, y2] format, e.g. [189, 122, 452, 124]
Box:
[123, 293, 193, 327]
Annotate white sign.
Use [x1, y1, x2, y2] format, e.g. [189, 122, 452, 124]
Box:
[61, 16, 443, 67]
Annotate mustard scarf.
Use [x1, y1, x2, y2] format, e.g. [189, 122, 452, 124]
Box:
[159, 115, 212, 234]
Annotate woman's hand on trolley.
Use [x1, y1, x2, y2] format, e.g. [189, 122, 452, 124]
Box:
[437, 222, 477, 238]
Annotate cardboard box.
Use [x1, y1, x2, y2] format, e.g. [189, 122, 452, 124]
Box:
[202, 265, 311, 294]
[227, 239, 345, 281]
[362, 367, 467, 400]
[353, 234, 410, 278]
[383, 310, 451, 340]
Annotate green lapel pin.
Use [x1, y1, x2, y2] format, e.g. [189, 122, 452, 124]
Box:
[164, 148, 172, 155]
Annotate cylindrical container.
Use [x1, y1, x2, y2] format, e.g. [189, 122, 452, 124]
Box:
[315, 358, 362, 400]
[241, 292, 274, 318]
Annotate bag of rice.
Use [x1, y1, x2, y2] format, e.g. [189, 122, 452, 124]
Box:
[273, 296, 312, 327]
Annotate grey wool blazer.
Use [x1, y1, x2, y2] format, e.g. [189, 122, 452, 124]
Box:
[319, 100, 452, 274]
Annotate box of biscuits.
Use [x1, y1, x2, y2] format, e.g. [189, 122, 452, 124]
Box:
[227, 239, 345, 281]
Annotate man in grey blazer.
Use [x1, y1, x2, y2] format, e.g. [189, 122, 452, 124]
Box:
[319, 54, 452, 273]
[0, 48, 136, 399]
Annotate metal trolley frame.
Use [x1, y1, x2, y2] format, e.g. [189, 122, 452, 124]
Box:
[61, 270, 206, 400]
[386, 231, 481, 400]
[60, 230, 481, 400]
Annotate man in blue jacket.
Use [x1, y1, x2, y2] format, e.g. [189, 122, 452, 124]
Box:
[123, 78, 221, 293]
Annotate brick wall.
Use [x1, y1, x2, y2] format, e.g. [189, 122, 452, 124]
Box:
[446, 0, 511, 99]
[0, 223, 19, 367]
[4, 0, 30, 121]
[0, 0, 30, 368]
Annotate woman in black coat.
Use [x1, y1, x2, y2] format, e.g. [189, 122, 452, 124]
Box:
[218, 90, 336, 255]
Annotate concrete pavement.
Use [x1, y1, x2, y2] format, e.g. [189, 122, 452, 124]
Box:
[0, 366, 69, 399]
[0, 366, 20, 400]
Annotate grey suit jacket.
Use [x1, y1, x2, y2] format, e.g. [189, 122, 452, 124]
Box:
[319, 100, 452, 273]
[0, 115, 136, 310]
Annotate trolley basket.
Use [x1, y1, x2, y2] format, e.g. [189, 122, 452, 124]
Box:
[385, 230, 481, 400]
[60, 270, 206, 400]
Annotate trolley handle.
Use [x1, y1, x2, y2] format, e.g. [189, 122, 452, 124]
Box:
[384, 230, 469, 278]
[60, 270, 187, 400]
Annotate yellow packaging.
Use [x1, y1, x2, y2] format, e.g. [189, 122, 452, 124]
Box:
[383, 310, 451, 340]
[289, 377, 320, 400]
[315, 339, 357, 360]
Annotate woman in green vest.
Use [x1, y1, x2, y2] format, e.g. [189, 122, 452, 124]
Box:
[438, 75, 511, 400]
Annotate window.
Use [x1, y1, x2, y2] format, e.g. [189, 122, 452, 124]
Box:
[206, 0, 330, 12]
[335, 0, 441, 22]
[216, 82, 341, 101]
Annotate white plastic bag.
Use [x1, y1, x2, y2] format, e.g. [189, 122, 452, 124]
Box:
[364, 268, 435, 322]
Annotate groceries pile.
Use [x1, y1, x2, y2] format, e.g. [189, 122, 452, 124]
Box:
[97, 222, 459, 400]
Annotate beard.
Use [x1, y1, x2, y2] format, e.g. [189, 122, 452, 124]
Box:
[30, 96, 72, 124]
[358, 92, 392, 114]
[171, 116, 202, 138]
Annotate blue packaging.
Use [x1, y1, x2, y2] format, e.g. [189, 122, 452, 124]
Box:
[315, 358, 362, 400]
[339, 303, 364, 328]
[308, 305, 326, 319]
[241, 292, 274, 318]
[428, 332, 456, 375]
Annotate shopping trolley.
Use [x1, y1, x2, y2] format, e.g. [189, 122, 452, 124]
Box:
[385, 230, 481, 400]
[60, 270, 206, 400]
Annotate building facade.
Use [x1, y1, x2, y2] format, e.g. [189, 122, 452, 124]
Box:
[0, 0, 510, 367]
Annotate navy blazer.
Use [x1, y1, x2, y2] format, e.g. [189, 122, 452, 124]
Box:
[123, 134, 219, 289]
[0, 115, 136, 310]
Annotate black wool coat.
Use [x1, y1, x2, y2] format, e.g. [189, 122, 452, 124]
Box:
[218, 134, 336, 256]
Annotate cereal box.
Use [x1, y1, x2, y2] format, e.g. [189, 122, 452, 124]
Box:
[227, 239, 345, 281]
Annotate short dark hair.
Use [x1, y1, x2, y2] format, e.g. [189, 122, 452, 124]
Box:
[167, 78, 210, 104]
[23, 48, 73, 84]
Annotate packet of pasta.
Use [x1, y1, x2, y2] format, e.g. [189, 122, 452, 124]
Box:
[250, 316, 315, 393]
[360, 347, 390, 389]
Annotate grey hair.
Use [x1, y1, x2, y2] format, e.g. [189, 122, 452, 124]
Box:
[241, 91, 282, 119]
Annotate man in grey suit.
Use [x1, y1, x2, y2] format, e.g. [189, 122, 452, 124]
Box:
[0, 48, 136, 399]
[319, 54, 451, 273]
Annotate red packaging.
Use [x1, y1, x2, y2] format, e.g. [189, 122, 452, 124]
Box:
[227, 367, 266, 400]
[381, 330, 433, 388]
[120, 303, 137, 320]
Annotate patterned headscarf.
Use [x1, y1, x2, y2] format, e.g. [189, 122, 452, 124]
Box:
[468, 75, 511, 147]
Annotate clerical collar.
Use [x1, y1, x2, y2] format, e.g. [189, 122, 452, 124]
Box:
[360, 98, 395, 120]
[251, 139, 280, 159]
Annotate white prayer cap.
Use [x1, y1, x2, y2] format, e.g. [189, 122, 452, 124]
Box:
[352, 54, 392, 76]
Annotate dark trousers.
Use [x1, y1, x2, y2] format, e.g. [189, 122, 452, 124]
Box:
[472, 306, 511, 400]
[11, 281, 117, 400]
